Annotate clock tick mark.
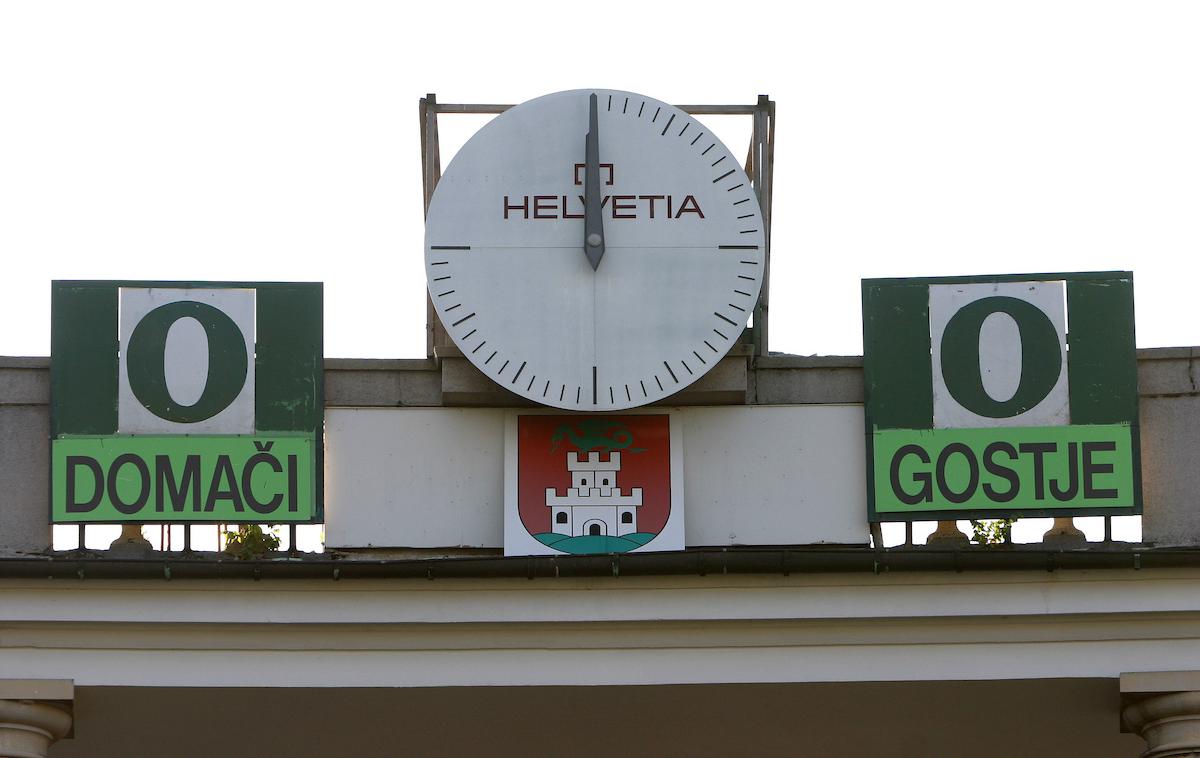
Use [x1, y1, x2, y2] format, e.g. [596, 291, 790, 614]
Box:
[499, 360, 509, 374]
[664, 361, 679, 384]
[719, 245, 758, 250]
[625, 384, 631, 402]
[737, 214, 755, 220]
[733, 198, 751, 206]
[640, 380, 647, 397]
[738, 275, 756, 281]
[592, 366, 598, 405]
[462, 329, 476, 340]
[511, 361, 525, 384]
[727, 183, 745, 192]
[713, 328, 728, 340]
[437, 289, 455, 297]
[660, 113, 675, 135]
[734, 289, 752, 297]
[678, 122, 690, 137]
[728, 303, 746, 312]
[655, 375, 663, 391]
[740, 260, 758, 265]
[559, 385, 565, 402]
[638, 101, 645, 117]
[693, 350, 706, 365]
[682, 360, 693, 375]
[623, 97, 628, 113]
[451, 312, 475, 326]
[704, 340, 718, 352]
[712, 169, 735, 183]
[691, 132, 703, 146]
[472, 341, 486, 354]
[741, 229, 759, 234]
[433, 275, 451, 282]
[444, 304, 461, 312]
[576, 387, 581, 404]
[652, 106, 660, 122]
[526, 375, 536, 392]
[711, 155, 726, 167]
[544, 380, 551, 398]
[430, 246, 470, 251]
[610, 386, 615, 404]
[702, 143, 716, 156]
[607, 94, 611, 111]
[485, 351, 496, 365]
[431, 261, 449, 266]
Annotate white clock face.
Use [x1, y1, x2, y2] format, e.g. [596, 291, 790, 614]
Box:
[424, 89, 765, 410]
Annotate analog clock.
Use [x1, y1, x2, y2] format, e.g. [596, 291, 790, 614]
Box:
[424, 89, 765, 411]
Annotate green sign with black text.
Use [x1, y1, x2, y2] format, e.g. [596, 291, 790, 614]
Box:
[862, 272, 1140, 521]
[50, 281, 323, 523]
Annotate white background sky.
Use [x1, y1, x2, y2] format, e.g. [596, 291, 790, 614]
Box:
[2, 0, 1198, 360]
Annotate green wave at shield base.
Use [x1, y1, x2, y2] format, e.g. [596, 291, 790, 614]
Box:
[533, 532, 657, 554]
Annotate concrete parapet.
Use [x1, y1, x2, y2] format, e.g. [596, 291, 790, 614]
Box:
[435, 345, 751, 407]
[7, 346, 1200, 552]
[1137, 348, 1200, 397]
[0, 405, 51, 555]
[754, 354, 863, 404]
[325, 358, 441, 407]
[1140, 394, 1200, 546]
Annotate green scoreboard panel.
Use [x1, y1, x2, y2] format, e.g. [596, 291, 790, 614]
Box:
[50, 281, 323, 523]
[862, 272, 1140, 521]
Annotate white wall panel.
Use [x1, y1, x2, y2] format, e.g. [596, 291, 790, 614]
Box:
[327, 405, 868, 548]
[325, 408, 506, 548]
[681, 405, 868, 546]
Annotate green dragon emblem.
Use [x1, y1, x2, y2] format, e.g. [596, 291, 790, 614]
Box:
[550, 418, 644, 454]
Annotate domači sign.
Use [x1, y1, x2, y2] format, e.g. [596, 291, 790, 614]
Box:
[862, 272, 1140, 520]
[50, 281, 323, 523]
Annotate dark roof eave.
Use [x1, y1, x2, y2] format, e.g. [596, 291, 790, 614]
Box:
[0, 545, 1189, 581]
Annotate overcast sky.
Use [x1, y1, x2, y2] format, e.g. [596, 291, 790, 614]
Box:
[2, 1, 1198, 359]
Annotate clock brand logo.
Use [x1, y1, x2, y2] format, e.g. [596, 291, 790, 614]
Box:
[502, 163, 705, 221]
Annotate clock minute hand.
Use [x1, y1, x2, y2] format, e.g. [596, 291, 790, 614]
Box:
[583, 92, 605, 271]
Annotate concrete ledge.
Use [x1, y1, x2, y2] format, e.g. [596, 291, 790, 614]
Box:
[438, 353, 751, 406]
[0, 406, 50, 555]
[325, 363, 441, 407]
[756, 363, 863, 404]
[1140, 394, 1200, 546]
[755, 354, 863, 369]
[1122, 671, 1200, 694]
[1138, 349, 1199, 397]
[1137, 347, 1200, 361]
[0, 362, 49, 406]
[0, 357, 50, 369]
[0, 680, 73, 701]
[6, 349, 1197, 409]
[439, 357, 536, 407]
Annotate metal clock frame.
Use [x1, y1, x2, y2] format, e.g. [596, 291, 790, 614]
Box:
[418, 93, 776, 364]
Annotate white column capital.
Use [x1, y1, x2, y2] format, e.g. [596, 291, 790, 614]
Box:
[1122, 672, 1200, 757]
[0, 699, 73, 758]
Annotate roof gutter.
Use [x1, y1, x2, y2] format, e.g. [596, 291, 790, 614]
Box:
[0, 546, 1189, 581]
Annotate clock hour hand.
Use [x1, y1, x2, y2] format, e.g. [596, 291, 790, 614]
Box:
[583, 92, 605, 270]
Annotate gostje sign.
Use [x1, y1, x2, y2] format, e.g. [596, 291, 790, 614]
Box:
[862, 272, 1141, 521]
[50, 281, 323, 523]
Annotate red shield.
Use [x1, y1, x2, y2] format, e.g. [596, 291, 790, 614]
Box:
[517, 414, 672, 554]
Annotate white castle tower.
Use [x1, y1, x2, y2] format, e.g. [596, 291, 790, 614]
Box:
[546, 451, 643, 538]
